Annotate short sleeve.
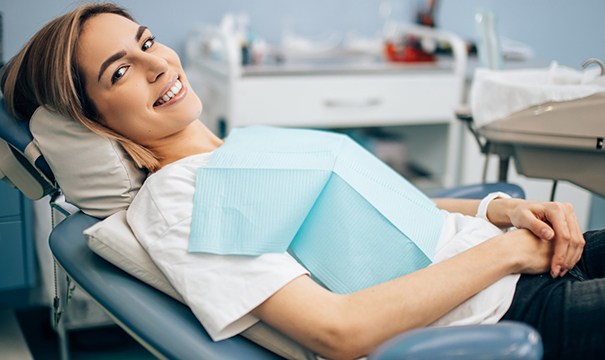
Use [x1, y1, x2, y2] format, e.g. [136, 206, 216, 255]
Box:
[143, 216, 309, 340]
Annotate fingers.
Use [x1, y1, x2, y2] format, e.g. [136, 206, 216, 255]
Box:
[508, 202, 554, 240]
[527, 215, 555, 241]
[545, 202, 571, 242]
[547, 202, 570, 277]
[550, 237, 569, 278]
[561, 206, 585, 275]
[502, 199, 585, 278]
[547, 202, 585, 277]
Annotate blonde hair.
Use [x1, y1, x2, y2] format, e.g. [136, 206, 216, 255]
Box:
[1, 3, 160, 171]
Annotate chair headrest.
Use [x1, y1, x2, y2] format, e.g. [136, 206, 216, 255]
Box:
[0, 100, 57, 199]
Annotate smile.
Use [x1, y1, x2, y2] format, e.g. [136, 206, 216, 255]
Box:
[154, 78, 186, 107]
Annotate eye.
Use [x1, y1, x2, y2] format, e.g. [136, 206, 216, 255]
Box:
[142, 36, 156, 51]
[111, 66, 129, 84]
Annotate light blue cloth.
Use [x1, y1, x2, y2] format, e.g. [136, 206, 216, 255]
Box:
[189, 127, 445, 294]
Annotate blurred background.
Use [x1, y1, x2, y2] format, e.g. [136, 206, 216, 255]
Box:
[1, 0, 605, 358]
[2, 0, 605, 67]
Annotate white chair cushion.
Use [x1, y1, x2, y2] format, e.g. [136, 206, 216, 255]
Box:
[85, 210, 314, 360]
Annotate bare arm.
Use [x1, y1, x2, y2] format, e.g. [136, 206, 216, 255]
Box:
[433, 198, 481, 217]
[434, 197, 524, 227]
[252, 229, 553, 359]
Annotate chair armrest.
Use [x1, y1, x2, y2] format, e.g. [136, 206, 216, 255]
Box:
[433, 182, 525, 199]
[368, 321, 543, 360]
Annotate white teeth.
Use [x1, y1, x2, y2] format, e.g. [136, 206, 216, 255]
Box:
[155, 79, 183, 106]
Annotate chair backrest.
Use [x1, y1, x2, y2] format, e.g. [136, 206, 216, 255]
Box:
[0, 99, 57, 200]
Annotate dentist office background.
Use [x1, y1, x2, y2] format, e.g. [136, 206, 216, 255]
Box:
[1, 1, 605, 355]
[1, 0, 604, 229]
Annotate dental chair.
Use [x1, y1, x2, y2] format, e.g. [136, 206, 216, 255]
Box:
[0, 99, 543, 360]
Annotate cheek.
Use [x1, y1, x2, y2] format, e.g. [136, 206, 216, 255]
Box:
[181, 80, 202, 112]
[164, 46, 182, 66]
[96, 100, 144, 140]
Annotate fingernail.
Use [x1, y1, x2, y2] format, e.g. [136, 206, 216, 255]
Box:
[541, 229, 554, 239]
[560, 269, 568, 277]
[552, 265, 561, 278]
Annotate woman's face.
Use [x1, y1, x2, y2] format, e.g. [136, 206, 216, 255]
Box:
[76, 13, 202, 147]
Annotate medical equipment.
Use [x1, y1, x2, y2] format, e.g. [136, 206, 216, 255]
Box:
[0, 99, 543, 359]
[460, 60, 605, 199]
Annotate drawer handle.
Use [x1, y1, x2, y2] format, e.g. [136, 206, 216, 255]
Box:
[323, 98, 382, 108]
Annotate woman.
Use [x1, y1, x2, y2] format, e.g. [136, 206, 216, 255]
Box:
[1, 3, 601, 359]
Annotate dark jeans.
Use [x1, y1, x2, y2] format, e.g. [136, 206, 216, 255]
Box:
[501, 229, 605, 360]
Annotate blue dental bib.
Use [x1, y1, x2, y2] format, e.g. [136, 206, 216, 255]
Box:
[189, 127, 444, 294]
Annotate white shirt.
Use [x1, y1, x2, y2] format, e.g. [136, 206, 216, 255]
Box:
[127, 152, 519, 341]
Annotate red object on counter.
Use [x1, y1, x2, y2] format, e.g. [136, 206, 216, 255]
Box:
[384, 41, 436, 63]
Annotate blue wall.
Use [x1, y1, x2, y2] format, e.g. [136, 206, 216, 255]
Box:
[1, 0, 604, 67]
[437, 0, 605, 68]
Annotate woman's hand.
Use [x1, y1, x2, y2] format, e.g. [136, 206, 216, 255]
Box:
[501, 229, 554, 275]
[434, 196, 585, 278]
[490, 199, 585, 278]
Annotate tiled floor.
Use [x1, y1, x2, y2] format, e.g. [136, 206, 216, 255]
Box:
[7, 307, 155, 360]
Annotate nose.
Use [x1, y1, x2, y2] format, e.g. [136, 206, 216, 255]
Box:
[144, 52, 169, 82]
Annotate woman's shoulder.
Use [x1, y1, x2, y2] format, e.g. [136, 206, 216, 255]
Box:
[129, 152, 213, 232]
[133, 152, 213, 209]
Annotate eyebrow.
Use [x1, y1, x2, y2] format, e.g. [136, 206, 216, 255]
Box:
[135, 25, 148, 42]
[97, 25, 149, 83]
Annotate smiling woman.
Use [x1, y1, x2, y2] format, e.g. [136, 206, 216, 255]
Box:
[1, 3, 220, 172]
[75, 12, 219, 167]
[1, 3, 605, 360]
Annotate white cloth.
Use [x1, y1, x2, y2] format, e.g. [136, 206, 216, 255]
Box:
[127, 152, 309, 341]
[429, 212, 519, 327]
[127, 152, 519, 341]
[471, 61, 605, 128]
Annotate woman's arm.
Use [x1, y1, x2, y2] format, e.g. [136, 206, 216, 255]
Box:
[433, 198, 481, 216]
[252, 229, 553, 359]
[434, 197, 528, 227]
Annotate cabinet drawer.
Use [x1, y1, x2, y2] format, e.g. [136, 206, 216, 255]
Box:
[0, 182, 21, 218]
[231, 73, 460, 128]
[0, 221, 26, 291]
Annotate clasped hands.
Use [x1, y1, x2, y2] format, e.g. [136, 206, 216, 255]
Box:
[487, 199, 585, 278]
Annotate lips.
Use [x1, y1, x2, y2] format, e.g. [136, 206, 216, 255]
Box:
[154, 77, 184, 107]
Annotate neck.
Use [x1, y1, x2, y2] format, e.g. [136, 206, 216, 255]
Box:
[150, 121, 223, 170]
